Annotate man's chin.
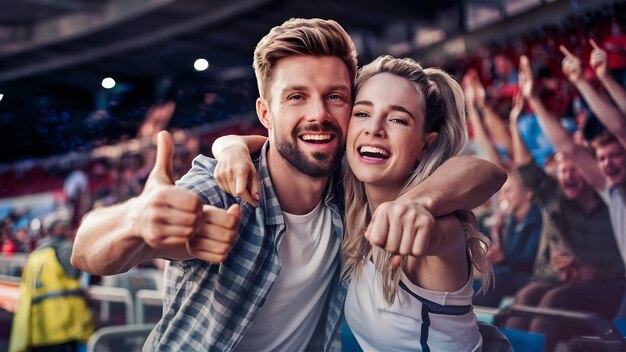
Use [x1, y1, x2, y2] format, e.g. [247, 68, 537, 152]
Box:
[608, 176, 626, 188]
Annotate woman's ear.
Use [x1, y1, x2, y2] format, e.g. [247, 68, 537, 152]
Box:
[256, 98, 272, 129]
[420, 132, 439, 159]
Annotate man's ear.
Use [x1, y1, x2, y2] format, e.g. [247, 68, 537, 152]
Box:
[256, 98, 272, 129]
[420, 132, 439, 159]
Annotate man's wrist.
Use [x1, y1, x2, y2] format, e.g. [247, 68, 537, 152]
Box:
[414, 196, 436, 216]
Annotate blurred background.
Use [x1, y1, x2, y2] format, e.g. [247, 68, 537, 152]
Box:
[1, 0, 625, 351]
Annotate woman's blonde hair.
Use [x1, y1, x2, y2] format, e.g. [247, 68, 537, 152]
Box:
[342, 55, 492, 303]
[253, 18, 358, 101]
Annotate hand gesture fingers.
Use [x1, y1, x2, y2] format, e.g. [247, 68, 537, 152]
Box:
[559, 45, 582, 83]
[215, 152, 259, 207]
[146, 131, 175, 187]
[366, 201, 435, 261]
[589, 39, 607, 77]
[518, 55, 535, 99]
[133, 174, 203, 249]
[125, 130, 209, 250]
[187, 204, 241, 263]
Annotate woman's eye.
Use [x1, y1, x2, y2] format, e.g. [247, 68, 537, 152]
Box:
[352, 112, 368, 118]
[390, 118, 408, 125]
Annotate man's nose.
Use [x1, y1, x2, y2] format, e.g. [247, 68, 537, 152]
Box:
[306, 97, 330, 123]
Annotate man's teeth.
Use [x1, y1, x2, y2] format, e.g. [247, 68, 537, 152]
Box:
[302, 134, 332, 141]
[359, 146, 389, 157]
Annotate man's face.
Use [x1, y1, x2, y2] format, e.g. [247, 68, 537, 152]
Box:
[556, 156, 587, 200]
[260, 55, 352, 177]
[596, 141, 626, 188]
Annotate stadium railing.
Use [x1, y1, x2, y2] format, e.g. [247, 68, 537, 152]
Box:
[86, 323, 154, 352]
[135, 289, 162, 325]
[87, 285, 134, 326]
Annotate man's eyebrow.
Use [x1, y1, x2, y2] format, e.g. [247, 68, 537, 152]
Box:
[327, 84, 351, 93]
[282, 85, 310, 92]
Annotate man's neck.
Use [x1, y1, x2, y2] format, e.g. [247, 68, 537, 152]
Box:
[514, 201, 532, 223]
[266, 147, 330, 215]
[575, 188, 600, 212]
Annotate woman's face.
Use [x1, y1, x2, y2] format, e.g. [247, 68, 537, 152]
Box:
[347, 73, 436, 191]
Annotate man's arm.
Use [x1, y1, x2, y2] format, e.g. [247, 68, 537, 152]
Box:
[464, 71, 508, 169]
[590, 39, 626, 117]
[72, 131, 240, 276]
[396, 155, 506, 216]
[471, 74, 514, 157]
[520, 55, 606, 190]
[212, 135, 267, 207]
[561, 45, 626, 148]
[509, 92, 533, 166]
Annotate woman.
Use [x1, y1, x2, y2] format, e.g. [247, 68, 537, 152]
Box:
[213, 55, 492, 351]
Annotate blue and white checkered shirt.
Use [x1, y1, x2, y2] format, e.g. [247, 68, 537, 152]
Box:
[143, 142, 347, 351]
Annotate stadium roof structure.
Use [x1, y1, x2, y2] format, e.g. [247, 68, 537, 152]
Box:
[1, 0, 622, 92]
[0, 0, 502, 91]
[0, 0, 621, 164]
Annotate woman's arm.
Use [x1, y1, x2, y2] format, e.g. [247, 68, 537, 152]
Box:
[403, 214, 469, 293]
[211, 135, 267, 207]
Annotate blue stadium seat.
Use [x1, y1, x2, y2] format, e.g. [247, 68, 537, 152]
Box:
[498, 327, 545, 352]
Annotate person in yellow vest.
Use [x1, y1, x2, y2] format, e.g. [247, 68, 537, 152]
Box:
[9, 211, 93, 352]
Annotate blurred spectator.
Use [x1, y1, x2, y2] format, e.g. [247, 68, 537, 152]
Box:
[1, 233, 17, 256]
[63, 164, 89, 229]
[489, 54, 519, 101]
[464, 74, 542, 308]
[497, 57, 626, 350]
[474, 173, 541, 308]
[9, 210, 93, 352]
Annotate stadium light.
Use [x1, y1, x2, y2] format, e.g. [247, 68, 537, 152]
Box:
[194, 58, 209, 71]
[102, 77, 116, 89]
[0, 94, 3, 102]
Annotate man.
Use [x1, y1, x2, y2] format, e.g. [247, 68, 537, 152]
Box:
[10, 211, 94, 352]
[71, 18, 505, 351]
[556, 45, 626, 261]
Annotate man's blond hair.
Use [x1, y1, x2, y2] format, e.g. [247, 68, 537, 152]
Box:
[253, 18, 357, 101]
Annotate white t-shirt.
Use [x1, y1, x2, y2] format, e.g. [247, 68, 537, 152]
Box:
[600, 185, 626, 264]
[236, 201, 339, 352]
[345, 261, 482, 352]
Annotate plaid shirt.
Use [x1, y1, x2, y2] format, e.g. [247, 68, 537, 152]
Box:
[144, 142, 347, 351]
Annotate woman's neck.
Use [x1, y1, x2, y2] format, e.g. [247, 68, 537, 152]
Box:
[365, 184, 402, 214]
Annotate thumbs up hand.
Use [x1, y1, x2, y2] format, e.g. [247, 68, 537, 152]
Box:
[187, 204, 241, 263]
[128, 131, 203, 249]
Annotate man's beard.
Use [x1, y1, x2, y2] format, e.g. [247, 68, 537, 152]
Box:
[276, 121, 345, 178]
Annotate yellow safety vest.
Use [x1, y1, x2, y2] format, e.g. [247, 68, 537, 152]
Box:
[9, 246, 94, 352]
